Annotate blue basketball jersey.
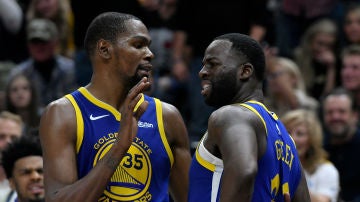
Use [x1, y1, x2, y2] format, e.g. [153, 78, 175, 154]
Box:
[65, 87, 174, 202]
[188, 101, 302, 202]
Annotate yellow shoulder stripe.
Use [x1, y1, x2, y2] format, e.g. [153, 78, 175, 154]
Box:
[240, 103, 268, 135]
[78, 87, 121, 121]
[154, 98, 174, 166]
[65, 94, 84, 153]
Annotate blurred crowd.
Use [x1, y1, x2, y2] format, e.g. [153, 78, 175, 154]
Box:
[1, 0, 360, 201]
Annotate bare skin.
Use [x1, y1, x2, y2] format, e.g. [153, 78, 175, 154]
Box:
[39, 16, 191, 202]
[204, 106, 309, 202]
[199, 38, 310, 202]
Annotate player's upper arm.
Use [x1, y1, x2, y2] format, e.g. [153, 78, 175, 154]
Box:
[292, 168, 311, 202]
[161, 102, 191, 202]
[209, 106, 259, 169]
[39, 97, 78, 198]
[209, 105, 264, 201]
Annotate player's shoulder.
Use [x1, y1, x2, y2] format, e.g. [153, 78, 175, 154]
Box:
[160, 100, 181, 118]
[41, 96, 74, 120]
[210, 104, 255, 123]
[45, 96, 72, 110]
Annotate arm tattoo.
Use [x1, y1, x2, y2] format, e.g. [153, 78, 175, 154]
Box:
[105, 156, 119, 171]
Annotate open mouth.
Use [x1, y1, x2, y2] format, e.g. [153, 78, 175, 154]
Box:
[138, 64, 153, 77]
[28, 184, 44, 195]
[201, 81, 211, 96]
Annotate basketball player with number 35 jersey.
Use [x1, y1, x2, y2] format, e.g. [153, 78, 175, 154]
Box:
[66, 88, 174, 201]
[188, 33, 310, 202]
[39, 12, 191, 202]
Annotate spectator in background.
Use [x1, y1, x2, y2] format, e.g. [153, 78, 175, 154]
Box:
[341, 3, 360, 48]
[265, 56, 318, 117]
[341, 44, 360, 112]
[26, 0, 75, 58]
[0, 0, 28, 65]
[146, 0, 190, 122]
[0, 111, 23, 156]
[0, 0, 27, 110]
[282, 109, 340, 202]
[294, 18, 341, 100]
[322, 87, 360, 201]
[1, 135, 44, 202]
[4, 73, 40, 133]
[0, 111, 23, 202]
[275, 0, 338, 58]
[9, 18, 77, 110]
[0, 0, 23, 41]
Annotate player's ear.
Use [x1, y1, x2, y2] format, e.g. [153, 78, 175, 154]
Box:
[238, 63, 254, 80]
[97, 39, 112, 59]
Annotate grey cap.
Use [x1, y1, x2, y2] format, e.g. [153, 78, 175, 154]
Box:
[27, 18, 58, 41]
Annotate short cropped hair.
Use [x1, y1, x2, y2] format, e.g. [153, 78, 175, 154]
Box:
[321, 87, 357, 111]
[215, 33, 266, 81]
[84, 12, 140, 57]
[2, 135, 42, 178]
[341, 44, 360, 59]
[0, 111, 23, 127]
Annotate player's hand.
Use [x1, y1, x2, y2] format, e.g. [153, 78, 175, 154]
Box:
[284, 192, 291, 202]
[117, 77, 150, 148]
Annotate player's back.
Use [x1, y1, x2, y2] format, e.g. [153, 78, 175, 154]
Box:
[241, 101, 303, 201]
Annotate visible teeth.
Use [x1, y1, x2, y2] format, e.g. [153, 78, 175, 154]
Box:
[203, 84, 210, 89]
[29, 185, 43, 193]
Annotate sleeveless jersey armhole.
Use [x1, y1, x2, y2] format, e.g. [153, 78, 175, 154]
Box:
[65, 94, 84, 153]
[154, 98, 174, 167]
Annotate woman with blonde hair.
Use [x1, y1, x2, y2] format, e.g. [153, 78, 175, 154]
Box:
[294, 18, 340, 100]
[265, 56, 318, 117]
[282, 109, 340, 202]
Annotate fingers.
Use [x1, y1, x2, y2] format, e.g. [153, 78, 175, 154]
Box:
[284, 192, 291, 202]
[122, 77, 150, 119]
[128, 77, 151, 100]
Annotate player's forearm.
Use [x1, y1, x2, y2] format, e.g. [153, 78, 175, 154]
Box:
[46, 142, 129, 201]
[169, 162, 190, 201]
[220, 168, 256, 202]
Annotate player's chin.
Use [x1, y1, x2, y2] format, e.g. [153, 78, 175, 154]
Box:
[137, 68, 151, 78]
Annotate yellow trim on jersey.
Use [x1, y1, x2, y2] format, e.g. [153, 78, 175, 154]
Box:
[65, 94, 84, 153]
[247, 100, 279, 120]
[78, 87, 121, 121]
[289, 135, 296, 148]
[154, 98, 174, 166]
[195, 149, 216, 172]
[240, 103, 268, 135]
[282, 182, 289, 194]
[134, 93, 145, 112]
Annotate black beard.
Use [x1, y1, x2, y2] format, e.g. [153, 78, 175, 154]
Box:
[129, 73, 142, 88]
[127, 67, 150, 92]
[206, 69, 238, 108]
[28, 198, 45, 202]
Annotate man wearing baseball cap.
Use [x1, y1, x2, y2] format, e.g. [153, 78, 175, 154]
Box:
[26, 18, 58, 42]
[9, 18, 77, 112]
